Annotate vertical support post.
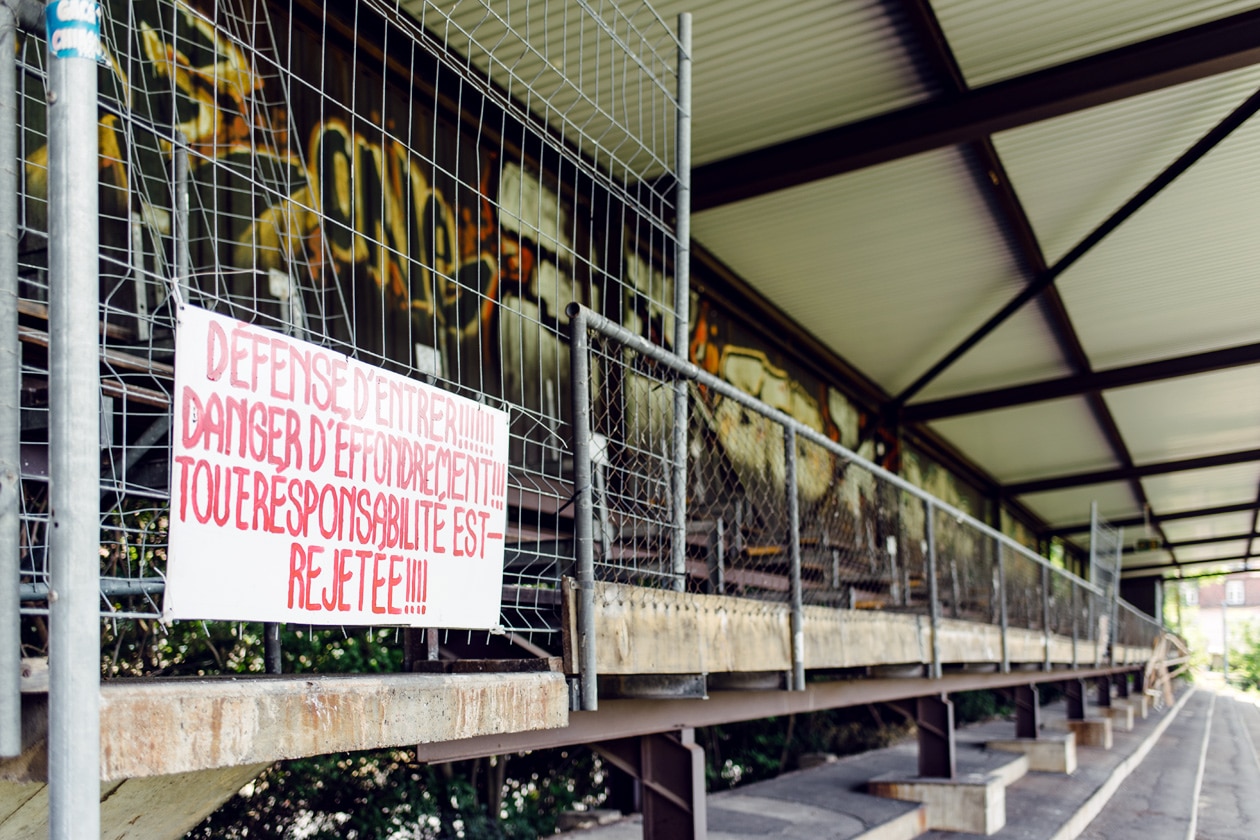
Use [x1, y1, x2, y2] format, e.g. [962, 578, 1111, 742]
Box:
[997, 541, 1009, 674]
[925, 502, 941, 679]
[1014, 684, 1040, 740]
[264, 623, 282, 674]
[1071, 581, 1079, 669]
[172, 139, 190, 304]
[1133, 667, 1145, 695]
[1041, 562, 1052, 670]
[1115, 670, 1130, 698]
[0, 0, 21, 760]
[917, 694, 955, 779]
[669, 13, 691, 594]
[593, 730, 706, 840]
[784, 427, 805, 691]
[1095, 675, 1112, 708]
[568, 306, 598, 711]
[1065, 678, 1086, 721]
[46, 1, 102, 836]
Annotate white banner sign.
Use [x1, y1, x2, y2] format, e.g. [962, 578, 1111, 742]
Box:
[164, 305, 509, 628]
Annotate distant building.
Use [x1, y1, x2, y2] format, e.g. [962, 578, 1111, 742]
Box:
[1178, 573, 1260, 669]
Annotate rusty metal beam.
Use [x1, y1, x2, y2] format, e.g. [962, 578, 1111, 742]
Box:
[414, 665, 1147, 764]
[691, 8, 1260, 210]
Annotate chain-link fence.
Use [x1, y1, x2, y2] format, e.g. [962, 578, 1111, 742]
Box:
[567, 305, 1165, 705]
[13, 0, 686, 655]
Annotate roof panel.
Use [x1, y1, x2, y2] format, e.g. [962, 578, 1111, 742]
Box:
[1017, 480, 1138, 527]
[932, 0, 1260, 87]
[653, 0, 931, 165]
[692, 147, 1023, 394]
[1103, 367, 1260, 464]
[1141, 463, 1260, 512]
[1051, 100, 1260, 370]
[1160, 512, 1257, 543]
[926, 396, 1116, 484]
[991, 66, 1260, 265]
[914, 304, 1072, 402]
[1174, 540, 1252, 562]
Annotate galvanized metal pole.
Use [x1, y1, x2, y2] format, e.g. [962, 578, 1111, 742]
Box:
[0, 0, 21, 759]
[567, 304, 597, 710]
[46, 1, 102, 836]
[1071, 581, 1079, 669]
[669, 12, 692, 593]
[925, 502, 941, 680]
[1041, 562, 1052, 670]
[784, 428, 805, 691]
[996, 541, 1009, 674]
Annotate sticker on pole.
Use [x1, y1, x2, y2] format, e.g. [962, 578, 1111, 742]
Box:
[46, 0, 101, 60]
[163, 305, 509, 628]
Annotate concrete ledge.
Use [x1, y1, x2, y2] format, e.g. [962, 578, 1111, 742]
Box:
[987, 733, 1077, 774]
[2, 672, 569, 783]
[868, 771, 1006, 835]
[1100, 703, 1135, 731]
[1065, 718, 1113, 749]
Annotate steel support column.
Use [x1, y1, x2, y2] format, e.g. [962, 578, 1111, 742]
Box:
[1115, 671, 1130, 699]
[1065, 678, 1086, 721]
[593, 729, 706, 840]
[1014, 684, 1040, 740]
[917, 694, 955, 779]
[1095, 675, 1112, 708]
[1133, 667, 1145, 695]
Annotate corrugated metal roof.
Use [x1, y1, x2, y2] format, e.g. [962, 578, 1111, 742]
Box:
[692, 147, 1022, 394]
[992, 65, 1260, 265]
[1161, 512, 1257, 543]
[652, 0, 931, 165]
[1141, 463, 1260, 511]
[1103, 367, 1260, 464]
[932, 0, 1260, 87]
[1017, 480, 1138, 525]
[926, 396, 1117, 484]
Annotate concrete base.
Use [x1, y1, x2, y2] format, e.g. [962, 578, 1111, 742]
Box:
[987, 734, 1077, 774]
[1066, 718, 1113, 749]
[1101, 704, 1135, 731]
[868, 772, 1006, 835]
[1125, 695, 1150, 719]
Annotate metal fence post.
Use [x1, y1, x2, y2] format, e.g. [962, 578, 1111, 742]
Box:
[925, 501, 941, 679]
[46, 1, 102, 835]
[1041, 562, 1051, 670]
[1071, 581, 1079, 669]
[996, 541, 1008, 674]
[0, 0, 22, 760]
[784, 428, 804, 691]
[568, 305, 598, 711]
[669, 12, 691, 594]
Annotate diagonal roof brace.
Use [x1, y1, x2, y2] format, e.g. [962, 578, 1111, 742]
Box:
[903, 341, 1260, 422]
[691, 8, 1260, 211]
[891, 84, 1260, 408]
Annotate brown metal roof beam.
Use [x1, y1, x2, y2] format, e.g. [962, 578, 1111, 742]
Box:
[1049, 501, 1259, 537]
[1123, 555, 1252, 576]
[1005, 448, 1260, 496]
[691, 8, 1260, 211]
[1123, 532, 1260, 554]
[903, 342, 1260, 422]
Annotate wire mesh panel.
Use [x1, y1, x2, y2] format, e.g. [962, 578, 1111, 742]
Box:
[15, 0, 685, 654]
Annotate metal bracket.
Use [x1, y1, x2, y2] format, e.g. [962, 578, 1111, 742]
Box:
[593, 729, 706, 840]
